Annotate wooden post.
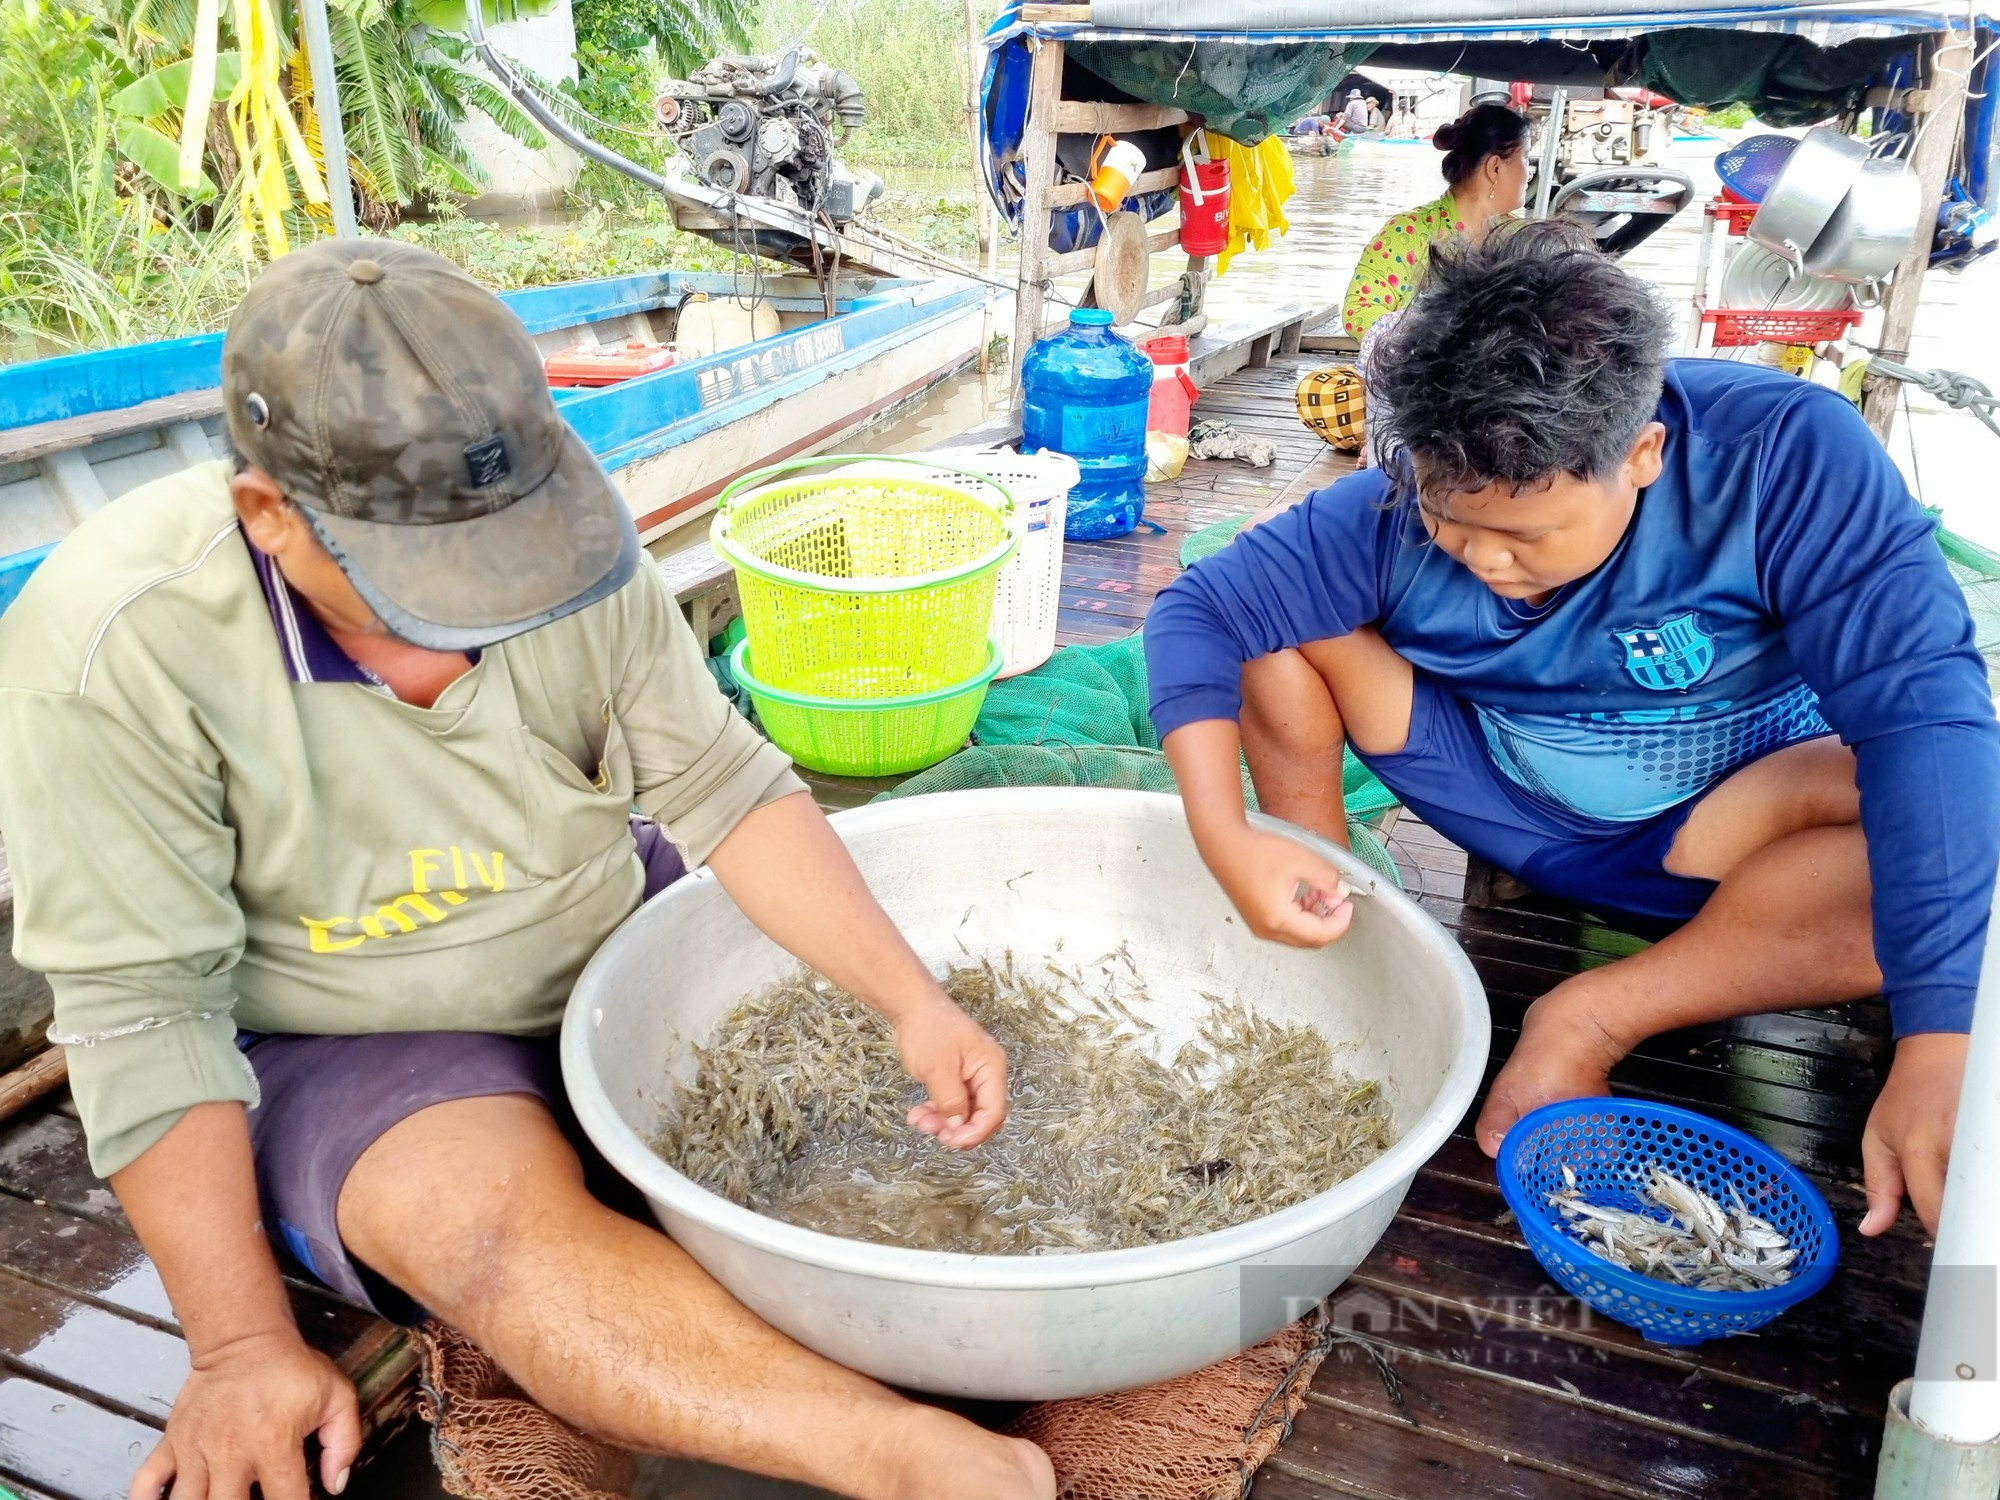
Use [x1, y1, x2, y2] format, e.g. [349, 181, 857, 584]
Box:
[1011, 36, 1065, 392]
[0, 1048, 67, 1124]
[1864, 33, 1975, 440]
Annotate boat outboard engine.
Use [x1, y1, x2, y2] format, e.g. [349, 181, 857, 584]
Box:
[657, 49, 884, 221]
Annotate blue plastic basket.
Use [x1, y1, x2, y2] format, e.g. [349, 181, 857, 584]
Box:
[1714, 133, 1799, 202]
[1496, 1098, 1838, 1346]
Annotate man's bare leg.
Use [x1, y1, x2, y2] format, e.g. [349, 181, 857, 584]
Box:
[1239, 628, 1415, 847]
[1474, 737, 1877, 1153]
[338, 1095, 1054, 1500]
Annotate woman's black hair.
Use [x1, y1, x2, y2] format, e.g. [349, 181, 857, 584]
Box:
[1370, 219, 1671, 500]
[1433, 103, 1528, 186]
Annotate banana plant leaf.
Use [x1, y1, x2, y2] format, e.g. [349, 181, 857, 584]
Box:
[108, 52, 243, 116]
[114, 119, 221, 198]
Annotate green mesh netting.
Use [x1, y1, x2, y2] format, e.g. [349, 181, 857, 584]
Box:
[874, 633, 1404, 887]
[1181, 517, 1250, 569]
[1935, 522, 2000, 686]
[1635, 28, 1911, 128]
[1067, 40, 1375, 145]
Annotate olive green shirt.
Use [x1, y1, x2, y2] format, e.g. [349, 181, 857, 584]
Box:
[0, 461, 802, 1176]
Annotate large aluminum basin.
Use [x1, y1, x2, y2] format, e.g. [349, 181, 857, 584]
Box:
[561, 788, 1488, 1400]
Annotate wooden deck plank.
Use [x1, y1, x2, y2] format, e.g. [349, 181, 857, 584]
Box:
[1349, 1218, 1906, 1419]
[0, 1190, 176, 1326]
[1318, 1290, 1879, 1476]
[0, 1375, 159, 1500]
[0, 1112, 122, 1226]
[1305, 1347, 1847, 1500]
[1389, 1168, 1925, 1356]
[0, 1104, 418, 1496]
[0, 1109, 410, 1349]
[1256, 1403, 1626, 1500]
[0, 389, 222, 466]
[0, 1269, 187, 1422]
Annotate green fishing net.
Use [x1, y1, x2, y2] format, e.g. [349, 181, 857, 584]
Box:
[1181, 516, 1251, 569]
[1067, 40, 1375, 145]
[1635, 27, 1912, 127]
[1934, 522, 2000, 686]
[874, 633, 1404, 887]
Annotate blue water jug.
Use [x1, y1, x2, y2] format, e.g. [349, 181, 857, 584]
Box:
[1020, 307, 1153, 541]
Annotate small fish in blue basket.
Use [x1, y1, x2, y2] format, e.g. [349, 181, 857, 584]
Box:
[1549, 1162, 1797, 1292]
[1498, 1097, 1839, 1346]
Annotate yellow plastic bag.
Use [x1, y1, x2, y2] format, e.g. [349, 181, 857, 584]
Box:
[1145, 430, 1190, 482]
[1213, 136, 1295, 275]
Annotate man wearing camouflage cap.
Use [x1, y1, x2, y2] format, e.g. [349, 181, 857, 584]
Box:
[0, 240, 1055, 1500]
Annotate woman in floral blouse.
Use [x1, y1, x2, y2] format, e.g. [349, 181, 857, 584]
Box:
[1344, 104, 1531, 338]
[1341, 104, 1530, 462]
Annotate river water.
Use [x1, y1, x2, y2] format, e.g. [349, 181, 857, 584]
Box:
[860, 136, 2000, 548]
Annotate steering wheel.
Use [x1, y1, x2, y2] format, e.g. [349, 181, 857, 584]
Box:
[1547, 167, 1696, 258]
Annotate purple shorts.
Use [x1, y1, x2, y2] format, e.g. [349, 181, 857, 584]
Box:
[242, 819, 685, 1321]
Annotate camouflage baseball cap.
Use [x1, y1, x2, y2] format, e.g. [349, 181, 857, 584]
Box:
[222, 238, 639, 650]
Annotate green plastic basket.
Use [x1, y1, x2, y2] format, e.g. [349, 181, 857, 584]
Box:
[711, 455, 1017, 699]
[729, 638, 1003, 776]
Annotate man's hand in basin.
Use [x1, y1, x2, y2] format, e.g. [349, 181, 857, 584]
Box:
[895, 987, 1010, 1148]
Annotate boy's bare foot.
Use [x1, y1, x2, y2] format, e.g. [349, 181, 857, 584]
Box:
[1475, 990, 1629, 1156]
[874, 1404, 1056, 1500]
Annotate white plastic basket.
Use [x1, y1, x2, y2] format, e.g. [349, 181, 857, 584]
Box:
[835, 447, 1076, 679]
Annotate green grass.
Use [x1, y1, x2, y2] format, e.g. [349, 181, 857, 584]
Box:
[752, 0, 996, 152]
[2, 185, 984, 362]
[845, 134, 974, 172]
[392, 184, 983, 289]
[870, 187, 980, 256]
[0, 0, 999, 360]
[390, 200, 737, 285]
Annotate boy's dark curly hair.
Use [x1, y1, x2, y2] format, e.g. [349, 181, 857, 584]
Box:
[1370, 220, 1672, 500]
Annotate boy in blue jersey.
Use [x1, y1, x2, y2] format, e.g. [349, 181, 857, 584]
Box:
[1146, 224, 2000, 1236]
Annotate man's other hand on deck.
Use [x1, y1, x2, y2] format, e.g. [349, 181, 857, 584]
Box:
[131, 1329, 359, 1500]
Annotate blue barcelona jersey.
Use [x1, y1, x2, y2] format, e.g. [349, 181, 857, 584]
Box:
[1146, 359, 2000, 1035]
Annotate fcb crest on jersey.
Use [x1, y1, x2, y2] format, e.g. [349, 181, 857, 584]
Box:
[1615, 612, 1715, 691]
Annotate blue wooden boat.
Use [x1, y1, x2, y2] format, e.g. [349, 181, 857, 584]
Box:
[0, 267, 987, 611]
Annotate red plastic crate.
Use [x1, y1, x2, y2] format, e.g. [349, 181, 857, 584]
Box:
[544, 340, 676, 386]
[1700, 306, 1863, 348]
[1712, 200, 1759, 237]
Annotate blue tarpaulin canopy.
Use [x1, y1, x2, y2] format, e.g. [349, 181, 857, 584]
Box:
[999, 0, 1996, 48]
[980, 0, 1995, 242]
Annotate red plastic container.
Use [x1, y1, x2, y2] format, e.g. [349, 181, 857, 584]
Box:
[1178, 134, 1231, 257]
[1711, 195, 1760, 237]
[544, 340, 677, 387]
[1141, 332, 1200, 436]
[1700, 307, 1863, 348]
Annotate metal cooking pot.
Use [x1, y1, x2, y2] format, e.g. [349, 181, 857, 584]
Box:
[1718, 241, 1856, 314]
[562, 788, 1490, 1400]
[1801, 151, 1925, 285]
[1749, 126, 1869, 266]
